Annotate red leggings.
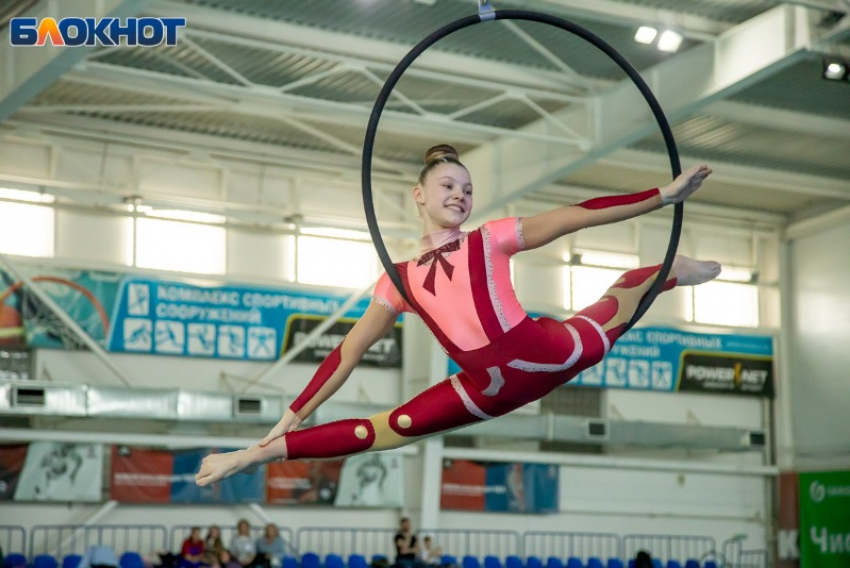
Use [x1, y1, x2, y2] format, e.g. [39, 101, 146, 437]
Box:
[285, 264, 675, 460]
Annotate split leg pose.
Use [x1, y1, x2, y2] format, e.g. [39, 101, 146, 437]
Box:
[196, 146, 718, 487]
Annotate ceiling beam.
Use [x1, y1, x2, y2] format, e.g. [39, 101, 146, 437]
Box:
[521, 0, 729, 40]
[148, 0, 586, 94]
[0, 0, 153, 122]
[603, 148, 850, 201]
[704, 100, 850, 141]
[468, 5, 825, 221]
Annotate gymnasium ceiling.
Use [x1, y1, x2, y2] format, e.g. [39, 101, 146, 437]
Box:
[1, 0, 850, 229]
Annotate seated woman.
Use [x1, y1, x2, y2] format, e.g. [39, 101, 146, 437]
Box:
[180, 527, 206, 568]
[255, 524, 285, 568]
[196, 145, 719, 485]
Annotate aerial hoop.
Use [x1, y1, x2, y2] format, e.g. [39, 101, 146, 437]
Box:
[362, 9, 682, 331]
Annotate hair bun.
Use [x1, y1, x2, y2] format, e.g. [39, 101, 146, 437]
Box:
[423, 144, 459, 164]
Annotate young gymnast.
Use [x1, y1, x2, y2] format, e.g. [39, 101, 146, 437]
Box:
[196, 145, 719, 486]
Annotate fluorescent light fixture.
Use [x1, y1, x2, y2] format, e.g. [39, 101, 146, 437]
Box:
[634, 26, 658, 45]
[575, 250, 640, 270]
[718, 265, 756, 283]
[823, 61, 847, 81]
[0, 187, 55, 203]
[147, 209, 225, 224]
[657, 30, 683, 53]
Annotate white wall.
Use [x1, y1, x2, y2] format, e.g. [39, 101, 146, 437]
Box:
[788, 221, 850, 470]
[0, 131, 782, 557]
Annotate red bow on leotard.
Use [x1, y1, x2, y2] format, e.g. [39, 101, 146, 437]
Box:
[417, 239, 461, 295]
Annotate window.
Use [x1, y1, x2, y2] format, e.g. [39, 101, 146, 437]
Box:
[296, 228, 378, 288]
[566, 250, 640, 311]
[135, 210, 226, 274]
[688, 266, 760, 327]
[0, 188, 55, 258]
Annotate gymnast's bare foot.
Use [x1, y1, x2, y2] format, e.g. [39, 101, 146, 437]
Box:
[196, 448, 256, 486]
[672, 255, 721, 286]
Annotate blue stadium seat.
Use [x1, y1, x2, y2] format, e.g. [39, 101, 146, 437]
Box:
[505, 556, 523, 568]
[703, 563, 717, 568]
[684, 561, 699, 568]
[63, 555, 82, 568]
[606, 560, 624, 568]
[34, 555, 58, 568]
[628, 561, 635, 568]
[463, 556, 481, 568]
[546, 557, 564, 568]
[302, 553, 322, 568]
[284, 557, 299, 568]
[325, 555, 344, 568]
[3, 554, 27, 568]
[119, 553, 144, 568]
[348, 555, 368, 568]
[525, 556, 543, 568]
[566, 558, 582, 568]
[666, 561, 682, 568]
[652, 560, 662, 568]
[484, 556, 502, 568]
[587, 558, 604, 568]
[442, 556, 458, 567]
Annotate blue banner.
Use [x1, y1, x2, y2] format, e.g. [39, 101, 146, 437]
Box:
[449, 325, 774, 396]
[108, 278, 375, 360]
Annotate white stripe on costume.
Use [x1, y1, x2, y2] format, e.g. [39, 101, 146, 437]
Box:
[506, 323, 583, 373]
[574, 315, 611, 355]
[450, 374, 493, 420]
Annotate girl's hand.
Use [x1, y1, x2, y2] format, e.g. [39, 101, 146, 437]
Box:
[660, 165, 713, 205]
[259, 408, 302, 447]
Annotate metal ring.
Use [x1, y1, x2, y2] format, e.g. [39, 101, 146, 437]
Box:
[361, 10, 682, 331]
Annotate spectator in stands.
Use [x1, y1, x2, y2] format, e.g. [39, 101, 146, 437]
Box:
[218, 552, 241, 568]
[78, 545, 119, 568]
[634, 551, 653, 568]
[181, 527, 206, 568]
[230, 520, 257, 568]
[255, 524, 285, 568]
[394, 517, 420, 568]
[419, 537, 442, 566]
[204, 526, 224, 568]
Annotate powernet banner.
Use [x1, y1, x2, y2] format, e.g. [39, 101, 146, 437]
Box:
[799, 471, 850, 568]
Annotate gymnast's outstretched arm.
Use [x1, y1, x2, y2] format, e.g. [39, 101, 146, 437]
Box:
[257, 301, 399, 447]
[521, 165, 712, 250]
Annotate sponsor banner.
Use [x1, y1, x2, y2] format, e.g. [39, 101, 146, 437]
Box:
[334, 453, 404, 507]
[284, 316, 402, 368]
[108, 277, 401, 363]
[266, 460, 343, 506]
[799, 471, 850, 568]
[13, 442, 102, 502]
[0, 348, 31, 380]
[0, 444, 28, 501]
[440, 459, 558, 514]
[778, 472, 800, 568]
[110, 446, 264, 504]
[448, 325, 774, 397]
[0, 266, 119, 350]
[1, 263, 402, 364]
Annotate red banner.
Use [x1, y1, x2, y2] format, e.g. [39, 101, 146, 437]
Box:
[266, 460, 343, 505]
[778, 472, 800, 568]
[0, 444, 27, 500]
[110, 446, 174, 503]
[440, 459, 486, 511]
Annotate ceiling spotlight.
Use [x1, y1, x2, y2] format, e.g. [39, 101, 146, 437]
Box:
[823, 60, 847, 81]
[657, 30, 684, 53]
[634, 26, 658, 45]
